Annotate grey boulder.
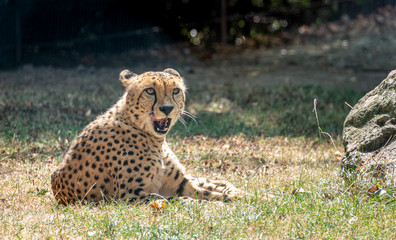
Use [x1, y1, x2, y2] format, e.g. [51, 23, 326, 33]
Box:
[341, 70, 396, 182]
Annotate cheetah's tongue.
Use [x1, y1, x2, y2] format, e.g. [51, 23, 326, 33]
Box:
[157, 119, 166, 128]
[150, 116, 167, 128]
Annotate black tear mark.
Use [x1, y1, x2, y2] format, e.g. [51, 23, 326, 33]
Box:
[151, 91, 157, 113]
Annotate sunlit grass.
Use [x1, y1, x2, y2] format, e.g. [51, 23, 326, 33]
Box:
[1, 137, 395, 239]
[0, 67, 395, 239]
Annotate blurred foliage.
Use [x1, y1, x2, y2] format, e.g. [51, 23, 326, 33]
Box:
[1, 0, 391, 67]
[175, 0, 382, 47]
[4, 0, 383, 47]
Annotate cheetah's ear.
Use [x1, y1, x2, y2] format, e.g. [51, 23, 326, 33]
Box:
[163, 68, 180, 77]
[119, 69, 137, 87]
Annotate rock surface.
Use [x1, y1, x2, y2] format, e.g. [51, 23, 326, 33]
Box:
[341, 70, 396, 182]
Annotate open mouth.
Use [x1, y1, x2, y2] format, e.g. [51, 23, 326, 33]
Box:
[150, 115, 171, 134]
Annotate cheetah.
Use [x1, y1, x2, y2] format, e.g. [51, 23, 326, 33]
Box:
[51, 68, 243, 204]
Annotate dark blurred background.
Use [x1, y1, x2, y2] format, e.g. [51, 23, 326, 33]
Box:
[1, 0, 395, 68]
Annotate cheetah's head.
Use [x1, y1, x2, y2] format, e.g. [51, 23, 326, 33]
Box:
[119, 68, 186, 138]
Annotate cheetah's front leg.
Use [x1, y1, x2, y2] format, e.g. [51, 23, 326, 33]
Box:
[160, 172, 243, 202]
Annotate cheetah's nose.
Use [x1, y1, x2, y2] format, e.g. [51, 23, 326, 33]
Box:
[159, 105, 174, 115]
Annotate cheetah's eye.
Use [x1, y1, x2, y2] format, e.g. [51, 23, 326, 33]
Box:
[172, 88, 181, 95]
[145, 88, 155, 95]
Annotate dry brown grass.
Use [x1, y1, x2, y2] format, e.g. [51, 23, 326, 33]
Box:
[0, 135, 344, 239]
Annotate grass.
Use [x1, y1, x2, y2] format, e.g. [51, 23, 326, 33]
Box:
[1, 67, 395, 239]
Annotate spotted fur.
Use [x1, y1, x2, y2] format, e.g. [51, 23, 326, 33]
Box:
[51, 68, 242, 204]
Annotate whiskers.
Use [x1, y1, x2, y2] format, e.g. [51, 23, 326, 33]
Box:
[178, 110, 197, 128]
[182, 110, 197, 123]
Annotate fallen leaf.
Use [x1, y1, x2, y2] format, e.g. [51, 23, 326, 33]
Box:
[150, 199, 166, 211]
[367, 185, 387, 197]
[368, 179, 384, 196]
[367, 185, 378, 195]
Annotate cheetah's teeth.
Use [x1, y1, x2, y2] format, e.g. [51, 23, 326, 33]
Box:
[152, 117, 171, 133]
